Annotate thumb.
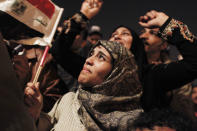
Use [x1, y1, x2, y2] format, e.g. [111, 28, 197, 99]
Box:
[138, 21, 149, 28]
[139, 19, 159, 28]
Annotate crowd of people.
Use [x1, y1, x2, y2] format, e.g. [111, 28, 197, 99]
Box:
[1, 0, 197, 130]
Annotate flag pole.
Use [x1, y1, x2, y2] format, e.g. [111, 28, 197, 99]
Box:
[32, 8, 64, 84]
[32, 45, 50, 84]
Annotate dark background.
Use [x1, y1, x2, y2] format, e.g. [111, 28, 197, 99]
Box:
[54, 0, 197, 38]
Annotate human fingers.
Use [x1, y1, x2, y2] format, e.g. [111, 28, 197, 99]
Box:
[26, 82, 33, 88]
[138, 21, 149, 28]
[139, 18, 159, 28]
[149, 10, 158, 18]
[24, 94, 35, 107]
[25, 85, 39, 100]
[139, 15, 150, 23]
[25, 86, 40, 105]
[31, 82, 40, 96]
[85, 0, 94, 8]
[93, 0, 103, 8]
[146, 11, 156, 20]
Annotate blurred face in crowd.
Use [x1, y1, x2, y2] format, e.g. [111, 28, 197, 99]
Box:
[71, 31, 87, 50]
[140, 28, 165, 53]
[192, 87, 197, 105]
[109, 27, 133, 49]
[136, 126, 176, 131]
[78, 45, 112, 87]
[87, 34, 102, 45]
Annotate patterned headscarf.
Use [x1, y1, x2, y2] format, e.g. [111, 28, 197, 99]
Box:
[77, 40, 143, 130]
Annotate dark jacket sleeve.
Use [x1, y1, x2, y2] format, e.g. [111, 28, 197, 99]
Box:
[50, 12, 88, 78]
[156, 17, 197, 90]
[142, 18, 197, 111]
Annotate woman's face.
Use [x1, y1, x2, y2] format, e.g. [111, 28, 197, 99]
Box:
[109, 27, 133, 49]
[78, 45, 112, 87]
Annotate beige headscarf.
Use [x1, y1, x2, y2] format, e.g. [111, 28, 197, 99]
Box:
[77, 40, 143, 130]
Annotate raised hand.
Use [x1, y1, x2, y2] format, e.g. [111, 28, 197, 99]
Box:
[80, 0, 103, 19]
[24, 82, 43, 121]
[139, 10, 169, 28]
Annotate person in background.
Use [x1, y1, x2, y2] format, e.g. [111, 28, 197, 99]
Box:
[0, 33, 36, 131]
[140, 27, 195, 123]
[87, 25, 103, 45]
[191, 79, 197, 118]
[133, 108, 193, 131]
[70, 29, 88, 53]
[79, 25, 103, 58]
[137, 10, 197, 113]
[0, 8, 68, 113]
[140, 28, 172, 64]
[56, 26, 88, 92]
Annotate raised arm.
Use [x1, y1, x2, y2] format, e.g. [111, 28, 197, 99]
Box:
[139, 10, 197, 73]
[51, 0, 103, 78]
[139, 10, 197, 44]
[139, 10, 197, 111]
[52, 0, 103, 49]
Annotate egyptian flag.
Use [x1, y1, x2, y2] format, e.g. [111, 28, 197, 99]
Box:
[0, 0, 63, 45]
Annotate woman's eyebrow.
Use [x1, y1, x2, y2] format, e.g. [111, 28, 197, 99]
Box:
[111, 32, 116, 36]
[99, 51, 110, 60]
[122, 30, 131, 33]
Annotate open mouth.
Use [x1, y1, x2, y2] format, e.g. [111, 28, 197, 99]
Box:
[143, 41, 150, 46]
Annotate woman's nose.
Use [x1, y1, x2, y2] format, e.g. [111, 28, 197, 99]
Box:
[114, 34, 121, 40]
[85, 56, 94, 66]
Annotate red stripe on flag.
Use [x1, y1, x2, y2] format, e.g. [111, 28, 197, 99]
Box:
[26, 0, 55, 19]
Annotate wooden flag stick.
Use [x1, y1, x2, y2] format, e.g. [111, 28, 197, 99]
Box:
[33, 45, 50, 84]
